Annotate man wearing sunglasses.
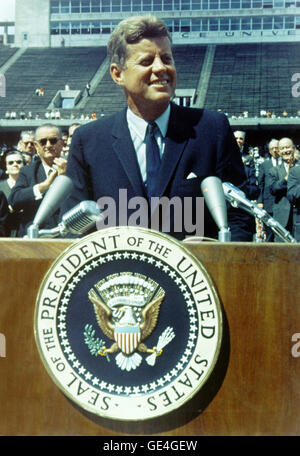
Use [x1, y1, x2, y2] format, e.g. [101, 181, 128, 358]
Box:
[9, 124, 67, 237]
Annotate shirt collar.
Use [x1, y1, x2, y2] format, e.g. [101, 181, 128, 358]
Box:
[127, 104, 171, 139]
[41, 162, 55, 176]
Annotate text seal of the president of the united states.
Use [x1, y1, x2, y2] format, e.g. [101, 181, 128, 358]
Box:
[35, 226, 223, 421]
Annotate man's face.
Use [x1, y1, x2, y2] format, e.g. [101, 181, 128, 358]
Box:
[62, 134, 68, 147]
[111, 36, 177, 119]
[34, 126, 63, 167]
[21, 134, 36, 156]
[278, 138, 295, 163]
[269, 141, 279, 159]
[68, 125, 80, 145]
[5, 153, 24, 176]
[234, 132, 245, 150]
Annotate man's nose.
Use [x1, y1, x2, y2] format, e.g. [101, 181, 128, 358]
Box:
[152, 56, 166, 72]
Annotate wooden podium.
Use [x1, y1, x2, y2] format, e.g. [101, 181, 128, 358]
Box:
[0, 238, 300, 436]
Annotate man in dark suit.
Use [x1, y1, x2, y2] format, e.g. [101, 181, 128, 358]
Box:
[268, 137, 296, 242]
[63, 15, 251, 241]
[287, 162, 300, 241]
[257, 139, 280, 241]
[9, 124, 67, 237]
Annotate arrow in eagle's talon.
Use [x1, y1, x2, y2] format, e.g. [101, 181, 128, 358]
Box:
[145, 326, 175, 366]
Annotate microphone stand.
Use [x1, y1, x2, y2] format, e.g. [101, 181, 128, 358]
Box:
[218, 227, 231, 242]
[26, 201, 103, 239]
[223, 182, 297, 243]
[29, 225, 67, 239]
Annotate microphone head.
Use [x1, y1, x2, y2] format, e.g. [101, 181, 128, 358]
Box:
[33, 175, 74, 227]
[201, 176, 228, 230]
[222, 181, 247, 199]
[61, 200, 103, 234]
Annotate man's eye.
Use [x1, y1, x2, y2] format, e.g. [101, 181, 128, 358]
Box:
[140, 59, 152, 66]
[162, 56, 173, 64]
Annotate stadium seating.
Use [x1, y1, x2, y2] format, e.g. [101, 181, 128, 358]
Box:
[0, 42, 300, 120]
[0, 47, 18, 68]
[204, 42, 300, 117]
[0, 47, 106, 119]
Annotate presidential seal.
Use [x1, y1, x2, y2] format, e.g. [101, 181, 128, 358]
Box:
[34, 227, 222, 421]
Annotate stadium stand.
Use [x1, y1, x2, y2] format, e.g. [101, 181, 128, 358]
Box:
[0, 47, 18, 68]
[81, 64, 127, 117]
[173, 44, 207, 91]
[0, 42, 300, 120]
[0, 47, 106, 119]
[204, 42, 300, 117]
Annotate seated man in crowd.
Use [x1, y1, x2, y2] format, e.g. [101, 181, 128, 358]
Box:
[9, 124, 67, 237]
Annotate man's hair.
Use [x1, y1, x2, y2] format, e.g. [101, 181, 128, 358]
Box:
[107, 15, 172, 68]
[268, 138, 278, 148]
[34, 124, 62, 140]
[20, 130, 34, 141]
[233, 130, 246, 138]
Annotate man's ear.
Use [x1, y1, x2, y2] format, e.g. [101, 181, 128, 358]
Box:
[34, 141, 41, 156]
[110, 63, 124, 87]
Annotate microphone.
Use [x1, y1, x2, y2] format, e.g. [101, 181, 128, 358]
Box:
[59, 200, 103, 235]
[27, 175, 74, 238]
[36, 201, 104, 238]
[222, 182, 297, 243]
[201, 176, 231, 242]
[222, 182, 260, 215]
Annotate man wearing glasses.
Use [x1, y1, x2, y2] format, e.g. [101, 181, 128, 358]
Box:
[9, 124, 67, 237]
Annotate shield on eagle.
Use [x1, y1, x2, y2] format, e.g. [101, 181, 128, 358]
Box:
[114, 324, 141, 355]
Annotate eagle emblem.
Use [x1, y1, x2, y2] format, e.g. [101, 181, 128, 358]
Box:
[86, 272, 175, 371]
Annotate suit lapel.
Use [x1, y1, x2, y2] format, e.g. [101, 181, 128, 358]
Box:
[155, 102, 189, 197]
[111, 109, 146, 196]
[34, 158, 46, 184]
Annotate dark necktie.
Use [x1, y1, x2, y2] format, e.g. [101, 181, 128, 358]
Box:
[145, 122, 161, 200]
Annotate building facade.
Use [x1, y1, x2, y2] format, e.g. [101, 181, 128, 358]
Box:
[13, 0, 300, 47]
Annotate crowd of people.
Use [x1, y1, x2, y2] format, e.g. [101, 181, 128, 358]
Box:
[233, 130, 300, 242]
[0, 14, 299, 243]
[0, 123, 79, 237]
[0, 124, 299, 241]
[2, 109, 102, 121]
[0, 125, 299, 242]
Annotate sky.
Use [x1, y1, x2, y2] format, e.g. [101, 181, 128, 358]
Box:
[0, 0, 15, 21]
